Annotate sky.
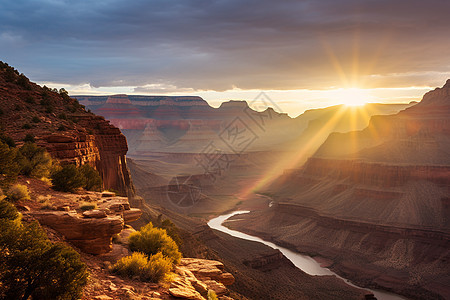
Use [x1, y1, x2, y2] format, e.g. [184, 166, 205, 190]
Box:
[1, 0, 449, 116]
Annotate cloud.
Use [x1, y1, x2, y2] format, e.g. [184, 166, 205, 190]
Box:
[133, 84, 195, 94]
[1, 0, 449, 91]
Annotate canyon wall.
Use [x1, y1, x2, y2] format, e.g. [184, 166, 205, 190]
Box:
[302, 157, 450, 188]
[75, 95, 413, 158]
[0, 65, 134, 197]
[237, 80, 450, 299]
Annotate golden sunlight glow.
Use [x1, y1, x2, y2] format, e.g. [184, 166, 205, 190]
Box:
[329, 88, 372, 106]
[237, 102, 383, 201]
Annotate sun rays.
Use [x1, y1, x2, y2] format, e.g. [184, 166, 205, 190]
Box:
[237, 104, 377, 200]
[330, 88, 373, 106]
[235, 30, 389, 200]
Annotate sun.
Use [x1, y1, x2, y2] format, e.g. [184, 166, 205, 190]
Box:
[330, 88, 372, 107]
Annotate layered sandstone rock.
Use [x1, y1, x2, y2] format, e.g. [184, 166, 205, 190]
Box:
[30, 211, 123, 255]
[26, 192, 141, 255]
[169, 258, 235, 300]
[302, 157, 450, 188]
[0, 67, 135, 197]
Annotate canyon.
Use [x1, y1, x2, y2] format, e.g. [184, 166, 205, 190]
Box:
[76, 94, 414, 216]
[227, 80, 450, 299]
[0, 64, 238, 300]
[4, 62, 448, 299]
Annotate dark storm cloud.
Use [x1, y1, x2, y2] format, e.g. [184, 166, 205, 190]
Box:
[1, 0, 449, 91]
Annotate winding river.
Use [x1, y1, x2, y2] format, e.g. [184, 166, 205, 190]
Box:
[207, 211, 407, 300]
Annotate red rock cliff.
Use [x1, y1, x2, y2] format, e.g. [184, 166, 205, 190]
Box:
[0, 62, 134, 196]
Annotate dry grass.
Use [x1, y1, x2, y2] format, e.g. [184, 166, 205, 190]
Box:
[79, 201, 97, 211]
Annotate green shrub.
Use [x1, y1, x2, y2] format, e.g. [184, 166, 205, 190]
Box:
[17, 74, 31, 90]
[21, 123, 32, 129]
[40, 98, 50, 106]
[58, 113, 67, 120]
[129, 222, 181, 264]
[32, 116, 41, 123]
[112, 252, 172, 282]
[18, 143, 53, 178]
[51, 164, 85, 192]
[40, 199, 55, 210]
[25, 96, 35, 104]
[50, 163, 104, 193]
[208, 290, 218, 300]
[0, 133, 15, 147]
[23, 134, 35, 143]
[144, 252, 173, 282]
[0, 212, 88, 299]
[79, 201, 97, 211]
[159, 218, 182, 247]
[0, 142, 21, 183]
[112, 252, 148, 278]
[4, 67, 17, 82]
[0, 199, 19, 220]
[7, 184, 30, 201]
[79, 164, 102, 191]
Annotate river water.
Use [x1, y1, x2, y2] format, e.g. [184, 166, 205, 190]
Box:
[207, 211, 408, 300]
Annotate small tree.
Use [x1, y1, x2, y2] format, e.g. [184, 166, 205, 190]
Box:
[18, 143, 53, 178]
[0, 199, 19, 220]
[0, 133, 16, 147]
[51, 164, 85, 192]
[79, 164, 102, 191]
[7, 184, 30, 201]
[0, 142, 21, 184]
[23, 134, 35, 143]
[0, 205, 88, 300]
[129, 222, 181, 264]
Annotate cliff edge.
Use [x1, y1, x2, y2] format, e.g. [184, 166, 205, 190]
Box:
[0, 62, 134, 197]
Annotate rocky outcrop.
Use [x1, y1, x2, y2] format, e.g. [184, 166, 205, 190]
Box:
[97, 195, 142, 224]
[0, 64, 135, 197]
[30, 211, 123, 255]
[75, 115, 134, 197]
[25, 191, 142, 255]
[40, 115, 135, 197]
[169, 258, 235, 300]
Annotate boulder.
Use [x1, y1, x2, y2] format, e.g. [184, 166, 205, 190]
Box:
[179, 258, 235, 286]
[123, 208, 142, 223]
[83, 209, 107, 219]
[203, 280, 228, 296]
